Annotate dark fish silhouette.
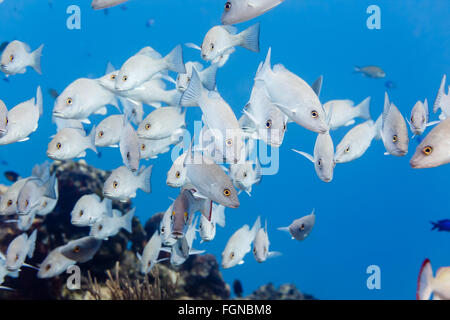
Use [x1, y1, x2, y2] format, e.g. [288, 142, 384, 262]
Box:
[4, 171, 19, 182]
[48, 88, 59, 99]
[431, 220, 450, 232]
[385, 80, 397, 89]
[233, 279, 243, 298]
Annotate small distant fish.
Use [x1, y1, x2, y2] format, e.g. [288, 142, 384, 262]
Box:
[323, 97, 371, 130]
[221, 0, 285, 25]
[119, 119, 140, 172]
[278, 210, 316, 241]
[199, 204, 226, 243]
[137, 231, 166, 274]
[407, 99, 439, 138]
[137, 107, 186, 140]
[255, 48, 329, 134]
[160, 204, 177, 246]
[47, 126, 97, 160]
[417, 259, 450, 300]
[385, 80, 397, 89]
[4, 171, 19, 182]
[5, 230, 37, 271]
[145, 19, 155, 28]
[292, 130, 335, 183]
[71, 194, 112, 226]
[229, 157, 262, 195]
[221, 216, 260, 269]
[91, 0, 129, 10]
[0, 40, 44, 75]
[166, 152, 188, 188]
[139, 131, 183, 160]
[90, 208, 135, 240]
[233, 279, 243, 298]
[0, 178, 29, 215]
[334, 120, 379, 164]
[379, 92, 409, 157]
[176, 61, 218, 92]
[115, 45, 185, 92]
[253, 219, 280, 263]
[95, 114, 124, 148]
[103, 165, 152, 202]
[430, 220, 450, 232]
[59, 236, 102, 263]
[37, 246, 76, 279]
[433, 75, 450, 120]
[354, 65, 386, 79]
[0, 86, 42, 145]
[196, 23, 260, 67]
[410, 119, 450, 169]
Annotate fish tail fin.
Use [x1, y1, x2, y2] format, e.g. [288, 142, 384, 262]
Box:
[213, 204, 226, 228]
[87, 125, 98, 153]
[277, 226, 290, 233]
[356, 97, 371, 120]
[255, 47, 272, 83]
[164, 44, 186, 74]
[201, 63, 218, 91]
[373, 114, 383, 140]
[354, 66, 361, 73]
[250, 216, 261, 241]
[103, 198, 113, 217]
[169, 89, 183, 107]
[417, 258, 434, 300]
[36, 86, 43, 116]
[42, 173, 58, 200]
[267, 251, 282, 259]
[430, 221, 439, 231]
[139, 165, 153, 193]
[31, 44, 44, 75]
[238, 22, 260, 52]
[180, 67, 202, 107]
[433, 74, 447, 113]
[27, 229, 37, 258]
[121, 208, 135, 233]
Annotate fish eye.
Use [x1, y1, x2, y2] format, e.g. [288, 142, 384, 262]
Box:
[175, 171, 181, 178]
[110, 74, 116, 80]
[226, 139, 233, 147]
[187, 77, 191, 83]
[225, 2, 232, 11]
[172, 211, 176, 216]
[98, 225, 103, 231]
[45, 264, 51, 271]
[141, 144, 146, 151]
[79, 210, 84, 217]
[14, 254, 19, 261]
[113, 181, 119, 189]
[283, 123, 287, 131]
[5, 117, 8, 125]
[210, 43, 214, 50]
[229, 252, 235, 259]
[243, 172, 247, 178]
[311, 110, 319, 118]
[317, 159, 322, 167]
[184, 212, 188, 222]
[145, 123, 151, 130]
[392, 135, 398, 143]
[56, 142, 62, 150]
[300, 224, 305, 231]
[25, 200, 29, 208]
[73, 246, 80, 253]
[9, 55, 14, 62]
[6, 199, 12, 207]
[161, 226, 165, 234]
[42, 201, 47, 208]
[345, 146, 351, 153]
[98, 131, 104, 138]
[422, 146, 433, 155]
[253, 247, 256, 254]
[411, 116, 414, 123]
[265, 119, 272, 129]
[123, 75, 128, 82]
[223, 189, 231, 197]
[66, 98, 73, 105]
[126, 152, 130, 160]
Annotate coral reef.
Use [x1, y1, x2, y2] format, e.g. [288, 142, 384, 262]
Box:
[0, 160, 314, 300]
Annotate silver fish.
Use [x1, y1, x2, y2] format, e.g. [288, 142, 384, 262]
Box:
[410, 118, 450, 169]
[60, 236, 102, 263]
[253, 220, 280, 263]
[408, 99, 439, 138]
[95, 114, 124, 148]
[199, 204, 225, 243]
[323, 97, 371, 130]
[0, 99, 8, 137]
[115, 45, 185, 91]
[0, 86, 42, 145]
[139, 130, 183, 160]
[37, 246, 76, 279]
[222, 216, 260, 269]
[255, 48, 328, 134]
[120, 120, 140, 172]
[0, 178, 29, 215]
[229, 157, 262, 195]
[137, 231, 166, 274]
[199, 24, 260, 65]
[221, 0, 285, 25]
[166, 152, 188, 188]
[380, 92, 409, 156]
[0, 40, 43, 75]
[417, 259, 450, 300]
[16, 174, 57, 216]
[160, 204, 177, 246]
[137, 107, 186, 140]
[89, 208, 135, 240]
[176, 61, 218, 92]
[103, 165, 152, 202]
[334, 120, 378, 164]
[354, 65, 386, 79]
[5, 230, 37, 271]
[433, 74, 450, 120]
[292, 131, 335, 183]
[181, 68, 244, 163]
[278, 210, 316, 241]
[91, 0, 129, 10]
[171, 189, 197, 239]
[47, 126, 97, 160]
[71, 194, 112, 226]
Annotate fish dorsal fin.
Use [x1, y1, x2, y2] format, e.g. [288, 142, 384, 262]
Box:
[433, 74, 447, 113]
[311, 75, 323, 98]
[382, 92, 391, 129]
[222, 25, 238, 35]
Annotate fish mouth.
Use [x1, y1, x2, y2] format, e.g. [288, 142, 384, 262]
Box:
[46, 152, 57, 160]
[172, 231, 184, 239]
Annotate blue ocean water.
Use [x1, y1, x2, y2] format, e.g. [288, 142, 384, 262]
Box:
[0, 0, 449, 300]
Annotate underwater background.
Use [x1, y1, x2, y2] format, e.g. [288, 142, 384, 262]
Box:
[0, 0, 449, 300]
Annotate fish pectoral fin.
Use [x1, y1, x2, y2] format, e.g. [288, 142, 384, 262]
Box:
[383, 152, 390, 156]
[18, 137, 30, 142]
[159, 247, 171, 253]
[109, 144, 119, 148]
[344, 120, 355, 127]
[426, 120, 440, 127]
[81, 119, 91, 124]
[291, 149, 314, 163]
[238, 260, 245, 265]
[77, 151, 86, 158]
